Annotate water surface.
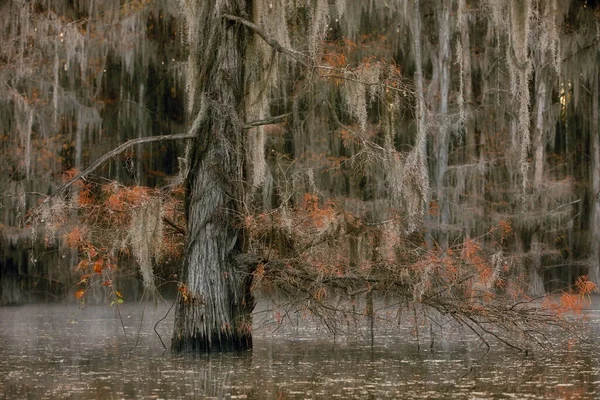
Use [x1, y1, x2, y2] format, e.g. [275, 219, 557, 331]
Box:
[0, 300, 599, 399]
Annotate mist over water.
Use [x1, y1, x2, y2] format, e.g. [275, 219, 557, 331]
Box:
[0, 298, 599, 399]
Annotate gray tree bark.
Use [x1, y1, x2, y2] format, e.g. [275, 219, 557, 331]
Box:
[436, 0, 451, 249]
[172, 0, 254, 352]
[529, 51, 552, 296]
[590, 62, 600, 284]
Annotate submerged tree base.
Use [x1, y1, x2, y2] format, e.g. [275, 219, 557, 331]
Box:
[171, 333, 252, 353]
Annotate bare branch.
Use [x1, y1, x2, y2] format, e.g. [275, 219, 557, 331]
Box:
[222, 14, 413, 100]
[55, 133, 195, 197]
[222, 14, 310, 67]
[244, 113, 292, 128]
[52, 113, 291, 197]
[163, 216, 186, 236]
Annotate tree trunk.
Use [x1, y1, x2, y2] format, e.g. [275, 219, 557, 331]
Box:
[590, 63, 600, 284]
[529, 51, 551, 296]
[436, 0, 451, 249]
[410, 0, 431, 239]
[172, 0, 254, 353]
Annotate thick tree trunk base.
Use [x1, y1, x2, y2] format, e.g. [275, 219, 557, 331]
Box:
[171, 288, 254, 353]
[171, 332, 252, 353]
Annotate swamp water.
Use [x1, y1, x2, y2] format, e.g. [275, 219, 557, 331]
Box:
[0, 299, 599, 399]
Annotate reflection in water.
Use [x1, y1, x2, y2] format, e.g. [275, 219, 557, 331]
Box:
[0, 301, 599, 399]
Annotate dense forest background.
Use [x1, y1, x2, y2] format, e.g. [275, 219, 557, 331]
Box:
[1, 0, 599, 306]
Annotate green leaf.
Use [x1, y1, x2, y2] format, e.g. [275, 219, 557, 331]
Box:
[110, 300, 115, 307]
[117, 298, 124, 304]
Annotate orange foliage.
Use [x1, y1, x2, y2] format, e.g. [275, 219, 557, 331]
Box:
[339, 129, 359, 148]
[64, 227, 86, 248]
[77, 186, 95, 206]
[543, 276, 598, 316]
[61, 168, 79, 183]
[124, 186, 149, 204]
[178, 283, 191, 303]
[498, 219, 512, 235]
[93, 260, 104, 274]
[106, 193, 125, 211]
[575, 275, 597, 296]
[322, 51, 347, 68]
[461, 239, 482, 261]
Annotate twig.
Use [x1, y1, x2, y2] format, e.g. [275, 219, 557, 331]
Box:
[115, 302, 130, 351]
[154, 295, 177, 350]
[132, 295, 149, 352]
[163, 216, 186, 235]
[244, 113, 291, 128]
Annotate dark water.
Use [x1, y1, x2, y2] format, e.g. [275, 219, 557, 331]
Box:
[0, 299, 599, 399]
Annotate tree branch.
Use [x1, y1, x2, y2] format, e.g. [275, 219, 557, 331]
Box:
[163, 216, 186, 236]
[222, 14, 310, 67]
[53, 113, 292, 197]
[222, 14, 413, 99]
[244, 112, 291, 128]
[55, 133, 196, 197]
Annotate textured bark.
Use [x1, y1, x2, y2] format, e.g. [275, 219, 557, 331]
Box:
[410, 0, 431, 242]
[436, 0, 451, 249]
[529, 52, 552, 296]
[172, 0, 254, 353]
[590, 64, 600, 284]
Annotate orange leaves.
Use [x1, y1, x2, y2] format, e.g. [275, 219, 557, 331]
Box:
[178, 283, 191, 304]
[93, 260, 104, 274]
[105, 193, 125, 211]
[64, 227, 87, 248]
[461, 239, 482, 262]
[543, 292, 585, 316]
[85, 245, 97, 260]
[300, 193, 335, 230]
[543, 276, 598, 316]
[123, 186, 150, 205]
[339, 129, 358, 148]
[302, 193, 319, 212]
[61, 168, 79, 183]
[78, 186, 95, 206]
[251, 263, 266, 291]
[77, 274, 91, 285]
[322, 51, 347, 68]
[74, 289, 85, 299]
[498, 219, 512, 235]
[103, 185, 150, 211]
[575, 275, 597, 296]
[75, 260, 88, 271]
